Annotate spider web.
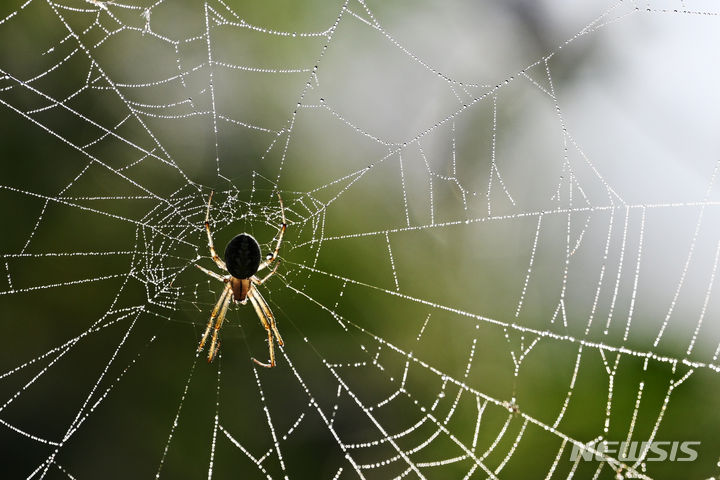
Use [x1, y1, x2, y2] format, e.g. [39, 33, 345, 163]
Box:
[1, 0, 720, 478]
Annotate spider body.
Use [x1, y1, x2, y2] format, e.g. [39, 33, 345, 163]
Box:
[224, 233, 262, 280]
[195, 191, 286, 367]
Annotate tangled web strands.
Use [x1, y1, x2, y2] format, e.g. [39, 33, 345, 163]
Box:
[1, 0, 720, 479]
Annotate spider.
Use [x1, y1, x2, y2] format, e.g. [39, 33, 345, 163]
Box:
[195, 191, 286, 367]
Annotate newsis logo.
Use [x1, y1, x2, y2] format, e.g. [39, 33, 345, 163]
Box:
[570, 441, 700, 463]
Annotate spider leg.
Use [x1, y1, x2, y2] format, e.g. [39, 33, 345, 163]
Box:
[198, 283, 230, 352]
[252, 259, 280, 286]
[204, 191, 227, 270]
[257, 193, 286, 273]
[195, 263, 226, 282]
[252, 286, 283, 346]
[247, 288, 280, 367]
[207, 288, 232, 362]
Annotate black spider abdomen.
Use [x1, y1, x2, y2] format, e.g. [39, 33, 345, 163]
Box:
[224, 233, 262, 279]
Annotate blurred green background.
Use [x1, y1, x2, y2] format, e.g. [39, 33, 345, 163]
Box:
[1, 1, 720, 479]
